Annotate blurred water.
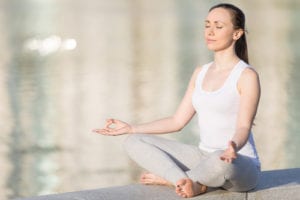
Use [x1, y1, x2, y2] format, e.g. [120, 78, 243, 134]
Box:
[0, 0, 299, 199]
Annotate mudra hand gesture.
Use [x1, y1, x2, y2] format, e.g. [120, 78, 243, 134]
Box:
[93, 119, 133, 136]
[220, 141, 238, 163]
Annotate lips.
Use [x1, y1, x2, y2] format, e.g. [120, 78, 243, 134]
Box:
[206, 39, 216, 44]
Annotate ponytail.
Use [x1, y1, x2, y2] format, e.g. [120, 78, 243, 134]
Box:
[236, 33, 248, 64]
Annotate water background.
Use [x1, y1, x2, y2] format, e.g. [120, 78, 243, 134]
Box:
[0, 0, 299, 199]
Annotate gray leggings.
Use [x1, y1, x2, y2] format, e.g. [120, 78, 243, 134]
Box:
[124, 133, 260, 192]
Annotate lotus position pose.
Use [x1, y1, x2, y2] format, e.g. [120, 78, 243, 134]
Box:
[93, 3, 261, 198]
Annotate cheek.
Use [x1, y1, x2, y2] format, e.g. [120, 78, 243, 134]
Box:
[217, 31, 235, 45]
[220, 30, 235, 40]
[204, 29, 210, 38]
[206, 33, 235, 51]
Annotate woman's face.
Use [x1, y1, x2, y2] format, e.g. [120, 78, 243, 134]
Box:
[204, 8, 240, 52]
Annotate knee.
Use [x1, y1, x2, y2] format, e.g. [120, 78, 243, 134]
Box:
[209, 150, 235, 173]
[209, 150, 228, 164]
[123, 133, 144, 153]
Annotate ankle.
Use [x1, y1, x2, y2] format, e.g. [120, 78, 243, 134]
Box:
[196, 182, 207, 194]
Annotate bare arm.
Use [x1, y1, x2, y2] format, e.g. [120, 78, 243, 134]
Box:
[233, 68, 260, 150]
[93, 67, 202, 136]
[220, 67, 261, 162]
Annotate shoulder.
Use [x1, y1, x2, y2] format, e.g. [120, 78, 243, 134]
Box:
[189, 62, 211, 87]
[193, 62, 213, 76]
[238, 66, 260, 93]
[240, 66, 260, 83]
[193, 66, 202, 75]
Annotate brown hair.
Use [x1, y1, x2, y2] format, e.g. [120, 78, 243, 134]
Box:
[209, 3, 249, 63]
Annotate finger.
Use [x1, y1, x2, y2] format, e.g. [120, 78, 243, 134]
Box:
[108, 118, 120, 125]
[106, 118, 114, 123]
[222, 157, 229, 163]
[93, 129, 103, 133]
[107, 126, 126, 135]
[220, 153, 228, 160]
[97, 129, 120, 136]
[109, 129, 123, 136]
[95, 126, 127, 136]
[93, 129, 111, 135]
[105, 127, 116, 132]
[111, 118, 120, 123]
[111, 119, 125, 126]
[105, 119, 114, 128]
[220, 155, 231, 162]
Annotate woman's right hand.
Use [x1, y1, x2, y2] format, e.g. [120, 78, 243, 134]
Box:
[93, 118, 133, 136]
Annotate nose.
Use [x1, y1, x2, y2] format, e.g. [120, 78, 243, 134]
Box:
[205, 27, 214, 37]
[204, 28, 215, 37]
[208, 27, 214, 36]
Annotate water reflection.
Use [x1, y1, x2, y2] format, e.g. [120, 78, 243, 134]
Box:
[24, 35, 77, 55]
[0, 0, 299, 199]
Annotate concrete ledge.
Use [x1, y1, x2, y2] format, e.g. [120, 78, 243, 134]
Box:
[16, 168, 300, 200]
[248, 168, 300, 200]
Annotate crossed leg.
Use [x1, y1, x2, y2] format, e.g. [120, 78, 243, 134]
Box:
[140, 172, 173, 186]
[140, 172, 207, 197]
[124, 134, 208, 198]
[176, 179, 207, 198]
[124, 134, 259, 197]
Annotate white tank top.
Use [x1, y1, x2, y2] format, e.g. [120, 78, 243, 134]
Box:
[192, 60, 260, 167]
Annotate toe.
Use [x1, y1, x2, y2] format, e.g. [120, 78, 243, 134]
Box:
[176, 179, 186, 187]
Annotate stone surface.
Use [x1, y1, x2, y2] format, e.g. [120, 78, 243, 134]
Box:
[15, 185, 246, 200]
[248, 168, 300, 200]
[16, 168, 300, 200]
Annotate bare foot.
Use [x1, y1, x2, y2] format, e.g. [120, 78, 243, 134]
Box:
[140, 172, 173, 186]
[175, 178, 207, 198]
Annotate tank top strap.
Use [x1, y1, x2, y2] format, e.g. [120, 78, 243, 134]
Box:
[195, 62, 213, 88]
[227, 60, 249, 87]
[195, 60, 249, 92]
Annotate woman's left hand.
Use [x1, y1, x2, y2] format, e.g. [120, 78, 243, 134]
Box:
[220, 141, 237, 163]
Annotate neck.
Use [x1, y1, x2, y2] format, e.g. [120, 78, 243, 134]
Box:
[213, 46, 240, 70]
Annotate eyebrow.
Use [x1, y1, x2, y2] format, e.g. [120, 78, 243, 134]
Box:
[205, 20, 226, 25]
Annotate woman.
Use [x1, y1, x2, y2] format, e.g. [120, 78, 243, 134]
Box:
[93, 3, 261, 198]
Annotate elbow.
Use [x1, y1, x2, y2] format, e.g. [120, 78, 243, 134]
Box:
[174, 126, 183, 132]
[172, 118, 186, 132]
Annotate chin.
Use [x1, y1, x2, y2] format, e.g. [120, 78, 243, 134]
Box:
[206, 45, 219, 51]
[206, 44, 228, 52]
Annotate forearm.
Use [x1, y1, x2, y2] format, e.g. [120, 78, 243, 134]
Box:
[131, 116, 183, 134]
[231, 127, 251, 151]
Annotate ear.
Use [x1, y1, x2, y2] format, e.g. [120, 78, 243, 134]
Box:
[233, 29, 244, 41]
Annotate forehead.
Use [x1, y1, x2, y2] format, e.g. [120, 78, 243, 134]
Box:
[206, 7, 232, 23]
